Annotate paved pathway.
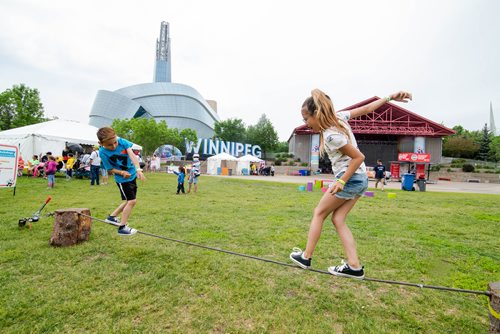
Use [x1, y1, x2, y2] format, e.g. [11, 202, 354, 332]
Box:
[207, 174, 500, 195]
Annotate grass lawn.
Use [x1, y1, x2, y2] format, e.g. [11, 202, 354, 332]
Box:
[1, 173, 499, 333]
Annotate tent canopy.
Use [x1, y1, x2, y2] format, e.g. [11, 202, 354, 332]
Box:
[0, 119, 142, 160]
[206, 152, 238, 175]
[236, 154, 263, 162]
[236, 154, 263, 175]
[207, 152, 238, 161]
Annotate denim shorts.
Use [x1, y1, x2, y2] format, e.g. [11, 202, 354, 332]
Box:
[334, 172, 368, 200]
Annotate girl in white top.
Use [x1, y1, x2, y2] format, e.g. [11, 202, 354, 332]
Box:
[290, 89, 412, 279]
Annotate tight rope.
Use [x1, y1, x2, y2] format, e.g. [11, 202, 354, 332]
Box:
[77, 213, 491, 297]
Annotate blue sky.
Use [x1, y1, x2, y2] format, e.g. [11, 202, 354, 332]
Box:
[1, 0, 499, 140]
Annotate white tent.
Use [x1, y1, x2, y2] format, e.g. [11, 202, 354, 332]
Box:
[206, 152, 238, 175]
[0, 119, 142, 160]
[236, 154, 263, 175]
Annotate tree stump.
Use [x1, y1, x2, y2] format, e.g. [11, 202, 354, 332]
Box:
[490, 282, 500, 334]
[49, 208, 92, 247]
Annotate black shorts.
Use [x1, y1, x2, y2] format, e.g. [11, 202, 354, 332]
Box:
[116, 178, 137, 201]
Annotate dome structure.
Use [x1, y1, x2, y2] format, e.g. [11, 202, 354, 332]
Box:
[88, 21, 219, 138]
[89, 82, 219, 138]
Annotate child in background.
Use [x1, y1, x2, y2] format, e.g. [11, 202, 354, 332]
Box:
[187, 154, 201, 193]
[173, 166, 186, 194]
[17, 155, 25, 177]
[66, 153, 75, 180]
[290, 89, 412, 279]
[97, 126, 146, 235]
[45, 156, 57, 188]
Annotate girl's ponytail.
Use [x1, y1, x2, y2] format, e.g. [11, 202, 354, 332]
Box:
[303, 89, 351, 155]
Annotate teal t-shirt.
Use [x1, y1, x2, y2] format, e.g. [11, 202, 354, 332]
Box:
[99, 137, 136, 183]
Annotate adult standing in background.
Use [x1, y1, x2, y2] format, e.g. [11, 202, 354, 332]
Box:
[374, 159, 386, 191]
[89, 145, 101, 186]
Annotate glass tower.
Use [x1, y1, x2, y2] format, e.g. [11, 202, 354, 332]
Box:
[154, 21, 171, 82]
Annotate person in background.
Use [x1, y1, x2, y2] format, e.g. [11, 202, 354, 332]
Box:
[173, 166, 186, 194]
[28, 155, 39, 177]
[145, 156, 151, 173]
[89, 145, 101, 186]
[66, 153, 75, 180]
[55, 156, 64, 172]
[187, 154, 201, 193]
[45, 156, 57, 188]
[100, 162, 109, 185]
[97, 126, 146, 236]
[17, 155, 25, 177]
[374, 159, 386, 191]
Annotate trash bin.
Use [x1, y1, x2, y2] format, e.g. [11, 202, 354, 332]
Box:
[228, 169, 232, 176]
[401, 173, 415, 191]
[416, 179, 426, 192]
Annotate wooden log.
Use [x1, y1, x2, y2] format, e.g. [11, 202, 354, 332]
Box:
[49, 208, 92, 247]
[489, 282, 500, 333]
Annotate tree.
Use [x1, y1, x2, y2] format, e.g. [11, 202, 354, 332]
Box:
[178, 128, 197, 154]
[111, 118, 198, 156]
[112, 118, 169, 156]
[489, 136, 500, 163]
[274, 141, 289, 153]
[477, 123, 492, 161]
[246, 114, 279, 156]
[0, 84, 46, 130]
[213, 118, 247, 142]
[442, 136, 479, 159]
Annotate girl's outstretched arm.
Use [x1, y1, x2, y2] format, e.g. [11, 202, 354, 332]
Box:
[349, 91, 412, 119]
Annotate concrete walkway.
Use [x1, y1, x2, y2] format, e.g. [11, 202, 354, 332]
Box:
[207, 174, 500, 195]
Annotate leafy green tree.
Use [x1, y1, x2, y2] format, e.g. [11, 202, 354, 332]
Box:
[443, 136, 479, 159]
[273, 141, 289, 153]
[178, 128, 197, 154]
[477, 123, 492, 161]
[246, 114, 279, 156]
[112, 118, 169, 156]
[111, 118, 197, 156]
[213, 118, 247, 142]
[0, 84, 46, 130]
[489, 136, 500, 163]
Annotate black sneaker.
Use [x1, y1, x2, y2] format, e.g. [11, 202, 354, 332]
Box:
[105, 216, 121, 226]
[328, 260, 365, 279]
[117, 225, 137, 236]
[289, 248, 312, 269]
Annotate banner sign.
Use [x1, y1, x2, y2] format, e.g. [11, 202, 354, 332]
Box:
[0, 144, 18, 187]
[398, 152, 431, 163]
[185, 138, 262, 158]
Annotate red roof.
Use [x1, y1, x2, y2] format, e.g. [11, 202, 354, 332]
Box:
[289, 97, 455, 140]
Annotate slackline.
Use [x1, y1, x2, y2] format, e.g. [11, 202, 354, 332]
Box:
[77, 212, 491, 297]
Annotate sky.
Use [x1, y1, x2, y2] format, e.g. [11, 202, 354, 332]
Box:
[1, 0, 499, 140]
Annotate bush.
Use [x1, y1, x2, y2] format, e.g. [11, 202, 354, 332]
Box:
[274, 160, 282, 166]
[301, 162, 308, 167]
[430, 165, 441, 172]
[452, 158, 467, 164]
[447, 168, 453, 172]
[462, 164, 475, 172]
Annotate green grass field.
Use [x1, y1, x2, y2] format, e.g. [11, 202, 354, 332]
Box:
[1, 174, 499, 333]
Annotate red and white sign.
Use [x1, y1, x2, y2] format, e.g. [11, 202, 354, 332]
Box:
[398, 152, 431, 163]
[0, 144, 18, 187]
